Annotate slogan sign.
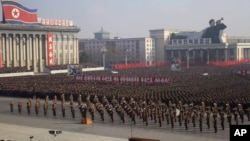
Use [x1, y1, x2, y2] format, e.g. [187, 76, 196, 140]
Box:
[47, 33, 54, 66]
[76, 75, 172, 84]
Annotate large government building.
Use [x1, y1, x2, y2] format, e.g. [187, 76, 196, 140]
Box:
[0, 0, 80, 73]
[149, 29, 250, 64]
[80, 27, 250, 68]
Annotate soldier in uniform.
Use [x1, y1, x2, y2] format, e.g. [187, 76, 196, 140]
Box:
[10, 100, 14, 113]
[52, 101, 57, 117]
[220, 111, 225, 130]
[44, 100, 49, 116]
[165, 108, 170, 125]
[246, 107, 250, 121]
[70, 101, 76, 118]
[206, 107, 211, 129]
[226, 103, 232, 125]
[78, 94, 82, 105]
[18, 99, 23, 113]
[170, 109, 174, 128]
[158, 110, 162, 127]
[213, 111, 218, 133]
[233, 108, 239, 125]
[184, 111, 189, 130]
[199, 111, 204, 132]
[90, 105, 95, 120]
[192, 110, 197, 127]
[62, 102, 66, 118]
[238, 104, 244, 124]
[35, 99, 40, 115]
[27, 99, 31, 114]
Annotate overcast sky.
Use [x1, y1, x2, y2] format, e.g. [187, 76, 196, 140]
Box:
[1, 0, 250, 39]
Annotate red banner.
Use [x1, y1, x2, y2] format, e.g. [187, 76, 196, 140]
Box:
[1, 1, 38, 24]
[47, 33, 54, 66]
[76, 75, 172, 84]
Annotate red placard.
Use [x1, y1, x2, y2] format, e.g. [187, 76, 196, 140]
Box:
[76, 75, 172, 84]
[47, 33, 54, 66]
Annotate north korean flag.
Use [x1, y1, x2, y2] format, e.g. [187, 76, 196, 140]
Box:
[1, 0, 38, 24]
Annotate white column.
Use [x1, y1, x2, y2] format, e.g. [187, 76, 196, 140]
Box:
[32, 36, 37, 72]
[20, 35, 24, 67]
[45, 35, 48, 66]
[76, 38, 79, 64]
[62, 35, 65, 64]
[26, 36, 30, 70]
[39, 35, 43, 72]
[6, 36, 10, 67]
[2, 36, 6, 67]
[67, 38, 70, 64]
[73, 37, 77, 64]
[13, 36, 17, 67]
[56, 36, 60, 65]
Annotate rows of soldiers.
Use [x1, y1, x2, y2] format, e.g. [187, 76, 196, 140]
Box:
[4, 64, 250, 134]
[9, 92, 250, 133]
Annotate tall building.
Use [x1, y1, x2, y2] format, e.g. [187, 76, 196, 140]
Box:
[149, 29, 250, 63]
[0, 1, 80, 73]
[79, 28, 155, 67]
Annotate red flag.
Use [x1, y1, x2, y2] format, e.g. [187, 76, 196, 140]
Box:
[1, 1, 38, 24]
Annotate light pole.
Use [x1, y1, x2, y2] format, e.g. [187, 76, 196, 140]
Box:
[186, 48, 193, 69]
[49, 130, 62, 141]
[125, 48, 131, 65]
[29, 136, 34, 141]
[100, 47, 107, 69]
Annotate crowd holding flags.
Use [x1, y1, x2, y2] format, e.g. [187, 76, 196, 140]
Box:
[1, 0, 38, 24]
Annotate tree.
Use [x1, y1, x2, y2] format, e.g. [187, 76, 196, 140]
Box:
[79, 51, 88, 64]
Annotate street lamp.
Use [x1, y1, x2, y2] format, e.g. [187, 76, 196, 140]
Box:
[186, 48, 193, 69]
[125, 48, 131, 65]
[29, 136, 34, 141]
[49, 130, 62, 141]
[100, 47, 107, 69]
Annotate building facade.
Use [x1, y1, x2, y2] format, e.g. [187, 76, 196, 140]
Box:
[79, 28, 155, 67]
[0, 0, 80, 73]
[0, 24, 80, 72]
[149, 29, 250, 64]
[79, 36, 155, 67]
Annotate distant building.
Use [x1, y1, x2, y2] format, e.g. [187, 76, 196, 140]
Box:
[79, 28, 155, 67]
[149, 29, 250, 63]
[94, 27, 110, 40]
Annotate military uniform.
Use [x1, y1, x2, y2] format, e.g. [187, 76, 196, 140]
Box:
[27, 100, 31, 114]
[10, 100, 14, 113]
[213, 111, 217, 133]
[18, 100, 23, 113]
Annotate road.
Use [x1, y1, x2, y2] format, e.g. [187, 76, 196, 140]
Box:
[0, 96, 240, 141]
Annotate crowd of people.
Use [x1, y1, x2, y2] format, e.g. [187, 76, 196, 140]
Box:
[0, 66, 32, 74]
[1, 64, 250, 133]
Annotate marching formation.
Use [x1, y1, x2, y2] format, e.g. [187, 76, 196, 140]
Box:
[3, 64, 250, 134]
